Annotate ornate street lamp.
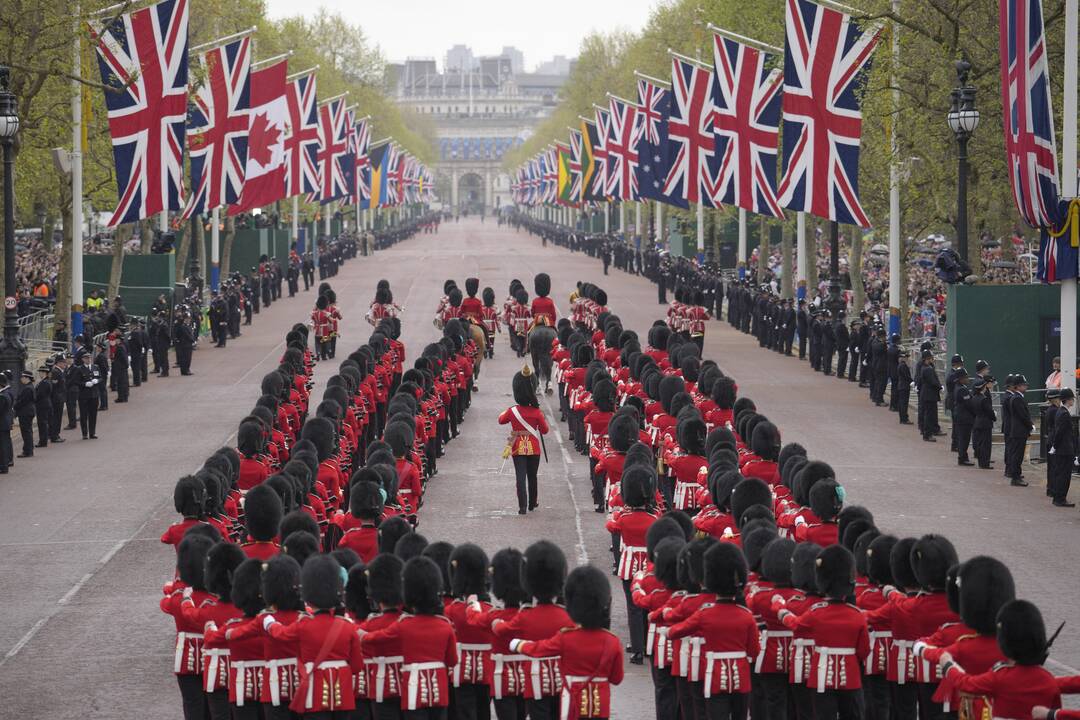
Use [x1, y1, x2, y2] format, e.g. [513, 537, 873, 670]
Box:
[947, 59, 980, 263]
[0, 66, 27, 378]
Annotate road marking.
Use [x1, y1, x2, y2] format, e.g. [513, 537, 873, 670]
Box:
[233, 339, 287, 386]
[542, 397, 589, 566]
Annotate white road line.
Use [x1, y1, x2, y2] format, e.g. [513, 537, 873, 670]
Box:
[233, 339, 287, 386]
[542, 397, 589, 565]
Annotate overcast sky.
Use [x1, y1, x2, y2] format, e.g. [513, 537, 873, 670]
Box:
[265, 0, 658, 71]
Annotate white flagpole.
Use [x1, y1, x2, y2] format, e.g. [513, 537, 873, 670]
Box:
[1061, 0, 1078, 403]
[696, 201, 704, 256]
[291, 196, 299, 243]
[738, 208, 748, 269]
[888, 0, 902, 337]
[796, 212, 807, 298]
[656, 201, 664, 249]
[71, 4, 85, 340]
[634, 202, 641, 250]
[619, 202, 626, 243]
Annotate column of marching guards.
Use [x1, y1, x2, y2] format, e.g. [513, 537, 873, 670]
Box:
[546, 272, 1080, 720]
[155, 275, 628, 720]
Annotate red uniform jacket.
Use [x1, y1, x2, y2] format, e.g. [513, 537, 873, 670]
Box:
[605, 509, 657, 580]
[358, 609, 404, 702]
[179, 596, 241, 692]
[466, 604, 526, 699]
[864, 591, 959, 683]
[781, 600, 869, 691]
[667, 600, 760, 696]
[361, 614, 459, 710]
[161, 518, 208, 548]
[267, 611, 365, 713]
[531, 297, 558, 327]
[492, 603, 573, 698]
[161, 585, 213, 675]
[512, 628, 624, 719]
[942, 662, 1062, 720]
[922, 631, 1002, 714]
[498, 405, 549, 456]
[446, 599, 495, 687]
[339, 525, 379, 563]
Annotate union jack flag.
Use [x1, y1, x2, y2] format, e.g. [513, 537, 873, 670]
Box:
[711, 33, 784, 217]
[353, 118, 371, 206]
[90, 0, 189, 226]
[635, 78, 679, 205]
[605, 96, 642, 201]
[777, 0, 881, 227]
[664, 56, 720, 207]
[284, 73, 319, 198]
[527, 158, 541, 206]
[182, 37, 251, 220]
[383, 143, 402, 207]
[569, 128, 585, 203]
[543, 146, 559, 204]
[317, 97, 352, 204]
[592, 107, 611, 200]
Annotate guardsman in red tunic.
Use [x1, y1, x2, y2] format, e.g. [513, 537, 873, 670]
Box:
[480, 288, 501, 359]
[939, 600, 1063, 720]
[312, 295, 332, 361]
[445, 544, 495, 718]
[532, 273, 559, 329]
[595, 414, 635, 523]
[337, 481, 383, 562]
[236, 422, 270, 491]
[509, 289, 533, 358]
[263, 555, 366, 717]
[359, 557, 459, 719]
[162, 476, 211, 549]
[666, 543, 761, 720]
[241, 485, 283, 560]
[583, 379, 618, 507]
[916, 557, 1015, 720]
[747, 538, 800, 720]
[686, 291, 711, 352]
[741, 421, 781, 486]
[774, 545, 870, 720]
[465, 549, 530, 720]
[605, 465, 658, 665]
[634, 533, 685, 720]
[666, 417, 708, 512]
[857, 534, 896, 720]
[162, 533, 216, 720]
[325, 288, 342, 359]
[178, 542, 247, 720]
[358, 554, 406, 717]
[203, 558, 266, 718]
[510, 566, 624, 720]
[461, 278, 484, 324]
[489, 541, 574, 720]
[794, 479, 843, 546]
[498, 368, 550, 515]
[705, 376, 737, 432]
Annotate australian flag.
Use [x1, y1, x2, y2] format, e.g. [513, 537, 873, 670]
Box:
[635, 77, 686, 208]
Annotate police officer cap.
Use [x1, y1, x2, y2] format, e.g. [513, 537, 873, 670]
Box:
[955, 368, 968, 379]
[951, 354, 964, 364]
[921, 349, 933, 360]
[1061, 388, 1076, 401]
[1014, 374, 1028, 385]
[971, 377, 986, 390]
[975, 359, 989, 371]
[1047, 388, 1061, 400]
[20, 370, 33, 380]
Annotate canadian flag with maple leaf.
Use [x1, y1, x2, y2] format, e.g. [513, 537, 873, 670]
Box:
[229, 60, 288, 215]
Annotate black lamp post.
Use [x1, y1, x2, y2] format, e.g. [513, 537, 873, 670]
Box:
[0, 66, 26, 378]
[948, 59, 980, 263]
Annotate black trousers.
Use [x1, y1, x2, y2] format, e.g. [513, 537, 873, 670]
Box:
[36, 410, 50, 446]
[813, 689, 864, 720]
[954, 423, 973, 462]
[206, 689, 230, 720]
[51, 401, 64, 437]
[78, 396, 99, 437]
[114, 367, 129, 401]
[231, 704, 261, 720]
[798, 334, 807, 359]
[493, 697, 525, 720]
[1047, 454, 1073, 501]
[622, 579, 645, 654]
[66, 395, 79, 426]
[918, 400, 937, 438]
[917, 682, 947, 720]
[512, 454, 540, 511]
[175, 674, 206, 720]
[453, 683, 490, 720]
[372, 700, 403, 720]
[706, 693, 748, 720]
[403, 709, 447, 720]
[836, 351, 848, 378]
[651, 663, 678, 720]
[848, 353, 860, 382]
[1004, 436, 1027, 480]
[891, 681, 918, 720]
[98, 379, 108, 409]
[176, 344, 193, 373]
[972, 427, 992, 467]
[897, 390, 911, 423]
[758, 672, 792, 720]
[262, 702, 299, 720]
[525, 697, 558, 720]
[18, 416, 34, 456]
[862, 674, 891, 720]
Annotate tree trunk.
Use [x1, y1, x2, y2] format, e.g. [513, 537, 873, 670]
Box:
[139, 217, 154, 254]
[174, 218, 192, 283]
[757, 216, 769, 280]
[107, 224, 130, 300]
[781, 221, 794, 299]
[220, 216, 236, 278]
[848, 227, 865, 313]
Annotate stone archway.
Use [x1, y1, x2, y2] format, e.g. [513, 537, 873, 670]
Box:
[457, 172, 484, 215]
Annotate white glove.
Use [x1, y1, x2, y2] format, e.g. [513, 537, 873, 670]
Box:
[84, 381, 94, 388]
[1049, 447, 1056, 455]
[794, 515, 807, 527]
[182, 586, 193, 600]
[508, 639, 525, 653]
[262, 614, 277, 632]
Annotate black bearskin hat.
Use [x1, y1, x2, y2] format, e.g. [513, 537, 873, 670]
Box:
[646, 516, 688, 561]
[316, 295, 328, 310]
[332, 548, 361, 571]
[366, 553, 404, 607]
[448, 288, 463, 308]
[325, 289, 337, 305]
[783, 456, 808, 490]
[232, 558, 266, 617]
[743, 526, 778, 572]
[465, 277, 480, 297]
[654, 537, 685, 590]
[731, 478, 773, 531]
[513, 367, 539, 407]
[592, 378, 617, 413]
[301, 554, 343, 610]
[565, 565, 610, 629]
[958, 556, 1016, 635]
[350, 481, 384, 521]
[996, 600, 1050, 666]
[809, 478, 843, 523]
[853, 528, 880, 578]
[680, 356, 701, 384]
[791, 542, 822, 592]
[837, 506, 874, 546]
[890, 538, 920, 590]
[174, 475, 207, 518]
[482, 287, 496, 307]
[282, 531, 319, 567]
[761, 538, 796, 586]
[841, 518, 875, 552]
[280, 511, 320, 545]
[265, 474, 296, 513]
[815, 544, 855, 600]
[677, 417, 707, 456]
[422, 541, 455, 597]
[244, 484, 283, 542]
[608, 414, 638, 454]
[912, 534, 958, 592]
[793, 460, 834, 507]
[866, 534, 898, 586]
[491, 548, 527, 607]
[704, 541, 748, 596]
[262, 554, 304, 611]
[378, 516, 412, 555]
[706, 427, 738, 455]
[712, 376, 737, 410]
[625, 442, 654, 468]
[206, 542, 247, 599]
[450, 543, 489, 598]
[345, 564, 371, 620]
[300, 417, 336, 462]
[395, 532, 430, 562]
[523, 540, 566, 602]
[404, 557, 445, 614]
[177, 533, 214, 590]
[237, 421, 264, 456]
[384, 421, 414, 458]
[751, 421, 782, 462]
[534, 273, 551, 298]
[731, 396, 756, 422]
[647, 324, 670, 350]
[658, 375, 686, 414]
[620, 465, 655, 508]
[709, 469, 744, 512]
